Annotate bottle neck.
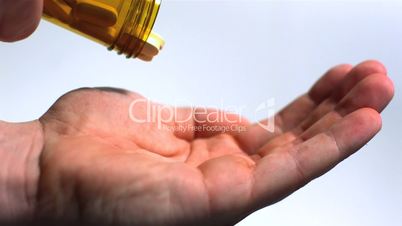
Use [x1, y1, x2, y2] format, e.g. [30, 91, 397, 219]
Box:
[111, 0, 161, 58]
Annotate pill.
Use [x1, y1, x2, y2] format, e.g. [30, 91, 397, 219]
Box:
[112, 32, 164, 61]
[140, 32, 165, 57]
[73, 0, 118, 27]
[64, 0, 76, 7]
[93, 0, 121, 10]
[137, 53, 154, 62]
[44, 0, 72, 24]
[72, 21, 116, 44]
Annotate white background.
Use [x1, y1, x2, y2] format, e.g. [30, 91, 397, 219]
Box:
[1, 0, 401, 225]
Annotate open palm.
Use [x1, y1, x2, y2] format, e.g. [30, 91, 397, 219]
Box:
[34, 61, 393, 226]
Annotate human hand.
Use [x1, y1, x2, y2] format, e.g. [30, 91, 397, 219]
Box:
[0, 0, 43, 42]
[0, 60, 394, 225]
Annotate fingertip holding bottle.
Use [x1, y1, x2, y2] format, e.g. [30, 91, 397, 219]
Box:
[42, 0, 164, 62]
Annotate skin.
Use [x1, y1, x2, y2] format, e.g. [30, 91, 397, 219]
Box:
[0, 2, 396, 225]
[0, 61, 395, 225]
[0, 0, 43, 42]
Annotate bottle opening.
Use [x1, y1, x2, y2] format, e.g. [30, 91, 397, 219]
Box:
[111, 0, 162, 59]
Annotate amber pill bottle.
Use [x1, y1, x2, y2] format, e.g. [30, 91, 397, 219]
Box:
[42, 0, 164, 61]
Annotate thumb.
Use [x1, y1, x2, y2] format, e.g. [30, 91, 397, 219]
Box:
[0, 0, 43, 42]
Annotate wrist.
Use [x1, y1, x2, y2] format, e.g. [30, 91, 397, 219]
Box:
[0, 120, 43, 222]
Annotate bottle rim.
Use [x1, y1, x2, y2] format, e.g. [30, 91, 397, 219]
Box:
[112, 0, 162, 58]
